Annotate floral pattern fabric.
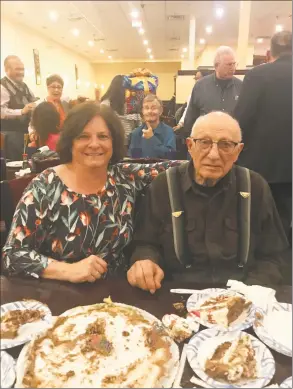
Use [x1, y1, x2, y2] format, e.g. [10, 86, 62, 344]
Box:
[3, 162, 179, 278]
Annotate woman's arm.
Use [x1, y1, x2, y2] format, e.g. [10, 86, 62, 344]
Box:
[2, 177, 51, 277]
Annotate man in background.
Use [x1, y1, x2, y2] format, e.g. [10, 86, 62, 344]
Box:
[129, 94, 176, 159]
[184, 46, 242, 138]
[234, 31, 292, 240]
[1, 55, 36, 160]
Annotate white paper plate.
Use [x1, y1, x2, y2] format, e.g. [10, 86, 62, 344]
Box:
[6, 161, 23, 168]
[187, 328, 275, 388]
[187, 288, 255, 332]
[1, 351, 16, 388]
[0, 300, 53, 349]
[253, 302, 292, 357]
[280, 376, 292, 388]
[16, 303, 179, 388]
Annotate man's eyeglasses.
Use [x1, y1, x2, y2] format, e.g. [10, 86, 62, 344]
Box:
[191, 138, 240, 154]
[48, 85, 63, 90]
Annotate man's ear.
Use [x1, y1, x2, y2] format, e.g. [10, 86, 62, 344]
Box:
[233, 143, 244, 162]
[186, 138, 193, 152]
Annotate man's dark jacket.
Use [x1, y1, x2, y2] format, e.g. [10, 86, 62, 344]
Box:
[234, 55, 292, 184]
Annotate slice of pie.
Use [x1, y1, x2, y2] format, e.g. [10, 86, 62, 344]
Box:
[205, 334, 257, 383]
[0, 309, 45, 339]
[191, 294, 252, 327]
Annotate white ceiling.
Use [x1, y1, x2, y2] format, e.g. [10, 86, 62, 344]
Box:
[1, 1, 292, 62]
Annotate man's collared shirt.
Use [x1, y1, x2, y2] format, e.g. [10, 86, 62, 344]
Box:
[128, 121, 176, 159]
[131, 162, 288, 284]
[184, 73, 243, 137]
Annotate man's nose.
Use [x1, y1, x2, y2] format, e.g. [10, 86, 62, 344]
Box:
[207, 143, 221, 159]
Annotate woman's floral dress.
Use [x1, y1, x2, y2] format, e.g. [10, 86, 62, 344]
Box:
[3, 162, 179, 278]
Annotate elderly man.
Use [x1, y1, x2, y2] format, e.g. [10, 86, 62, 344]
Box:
[128, 94, 176, 159]
[1, 55, 36, 160]
[128, 112, 288, 292]
[184, 46, 242, 138]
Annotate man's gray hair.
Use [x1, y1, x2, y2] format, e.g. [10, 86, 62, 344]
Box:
[4, 55, 22, 68]
[143, 94, 163, 108]
[214, 46, 236, 66]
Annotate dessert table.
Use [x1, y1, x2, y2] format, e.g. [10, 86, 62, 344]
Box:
[1, 276, 292, 387]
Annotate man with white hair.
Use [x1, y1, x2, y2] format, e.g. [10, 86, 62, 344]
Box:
[1, 55, 36, 160]
[127, 111, 288, 291]
[184, 46, 242, 138]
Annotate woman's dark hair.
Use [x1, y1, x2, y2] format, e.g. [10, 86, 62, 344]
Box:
[101, 75, 125, 115]
[31, 102, 60, 146]
[57, 102, 126, 164]
[46, 74, 64, 87]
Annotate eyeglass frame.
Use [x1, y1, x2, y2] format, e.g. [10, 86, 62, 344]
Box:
[190, 138, 241, 154]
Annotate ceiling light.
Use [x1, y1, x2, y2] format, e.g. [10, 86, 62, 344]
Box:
[101, 84, 105, 90]
[132, 20, 142, 28]
[138, 28, 145, 35]
[199, 38, 206, 44]
[100, 48, 105, 54]
[143, 39, 148, 45]
[146, 48, 152, 53]
[181, 54, 184, 59]
[131, 10, 139, 18]
[182, 47, 188, 53]
[257, 38, 264, 43]
[205, 25, 213, 34]
[149, 54, 154, 60]
[275, 24, 283, 32]
[49, 11, 59, 22]
[72, 28, 80, 37]
[215, 7, 224, 19]
[108, 55, 112, 59]
[88, 40, 94, 47]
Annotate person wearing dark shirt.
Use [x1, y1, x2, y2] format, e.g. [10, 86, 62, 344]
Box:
[184, 46, 242, 138]
[129, 94, 176, 159]
[234, 31, 292, 239]
[127, 112, 288, 293]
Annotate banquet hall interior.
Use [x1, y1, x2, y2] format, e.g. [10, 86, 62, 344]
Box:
[0, 1, 293, 389]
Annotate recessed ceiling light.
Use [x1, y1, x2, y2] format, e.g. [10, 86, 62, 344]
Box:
[49, 11, 59, 22]
[182, 47, 188, 53]
[100, 49, 105, 54]
[101, 84, 105, 90]
[108, 55, 112, 59]
[215, 7, 224, 19]
[275, 24, 283, 32]
[131, 10, 139, 18]
[149, 54, 154, 59]
[72, 28, 80, 37]
[257, 38, 264, 43]
[199, 38, 206, 44]
[132, 20, 142, 28]
[146, 48, 152, 53]
[181, 54, 185, 59]
[88, 40, 94, 47]
[139, 28, 145, 35]
[143, 39, 148, 45]
[206, 25, 213, 34]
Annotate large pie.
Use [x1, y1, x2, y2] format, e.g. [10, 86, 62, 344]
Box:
[16, 303, 179, 388]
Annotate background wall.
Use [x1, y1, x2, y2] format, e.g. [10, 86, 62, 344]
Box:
[93, 62, 181, 101]
[1, 18, 96, 99]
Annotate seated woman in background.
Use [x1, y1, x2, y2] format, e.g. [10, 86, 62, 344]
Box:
[3, 102, 178, 283]
[101, 75, 142, 147]
[30, 102, 61, 151]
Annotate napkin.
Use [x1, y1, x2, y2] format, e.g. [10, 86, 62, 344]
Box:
[15, 168, 31, 177]
[264, 310, 292, 351]
[226, 280, 276, 313]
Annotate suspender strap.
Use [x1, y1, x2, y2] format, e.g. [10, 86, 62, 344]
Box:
[236, 166, 251, 268]
[166, 165, 192, 268]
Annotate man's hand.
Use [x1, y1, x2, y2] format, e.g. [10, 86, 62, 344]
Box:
[127, 260, 164, 294]
[173, 123, 183, 131]
[21, 103, 36, 115]
[142, 122, 154, 139]
[67, 255, 108, 283]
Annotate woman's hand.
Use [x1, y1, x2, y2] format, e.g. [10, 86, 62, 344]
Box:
[68, 255, 108, 283]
